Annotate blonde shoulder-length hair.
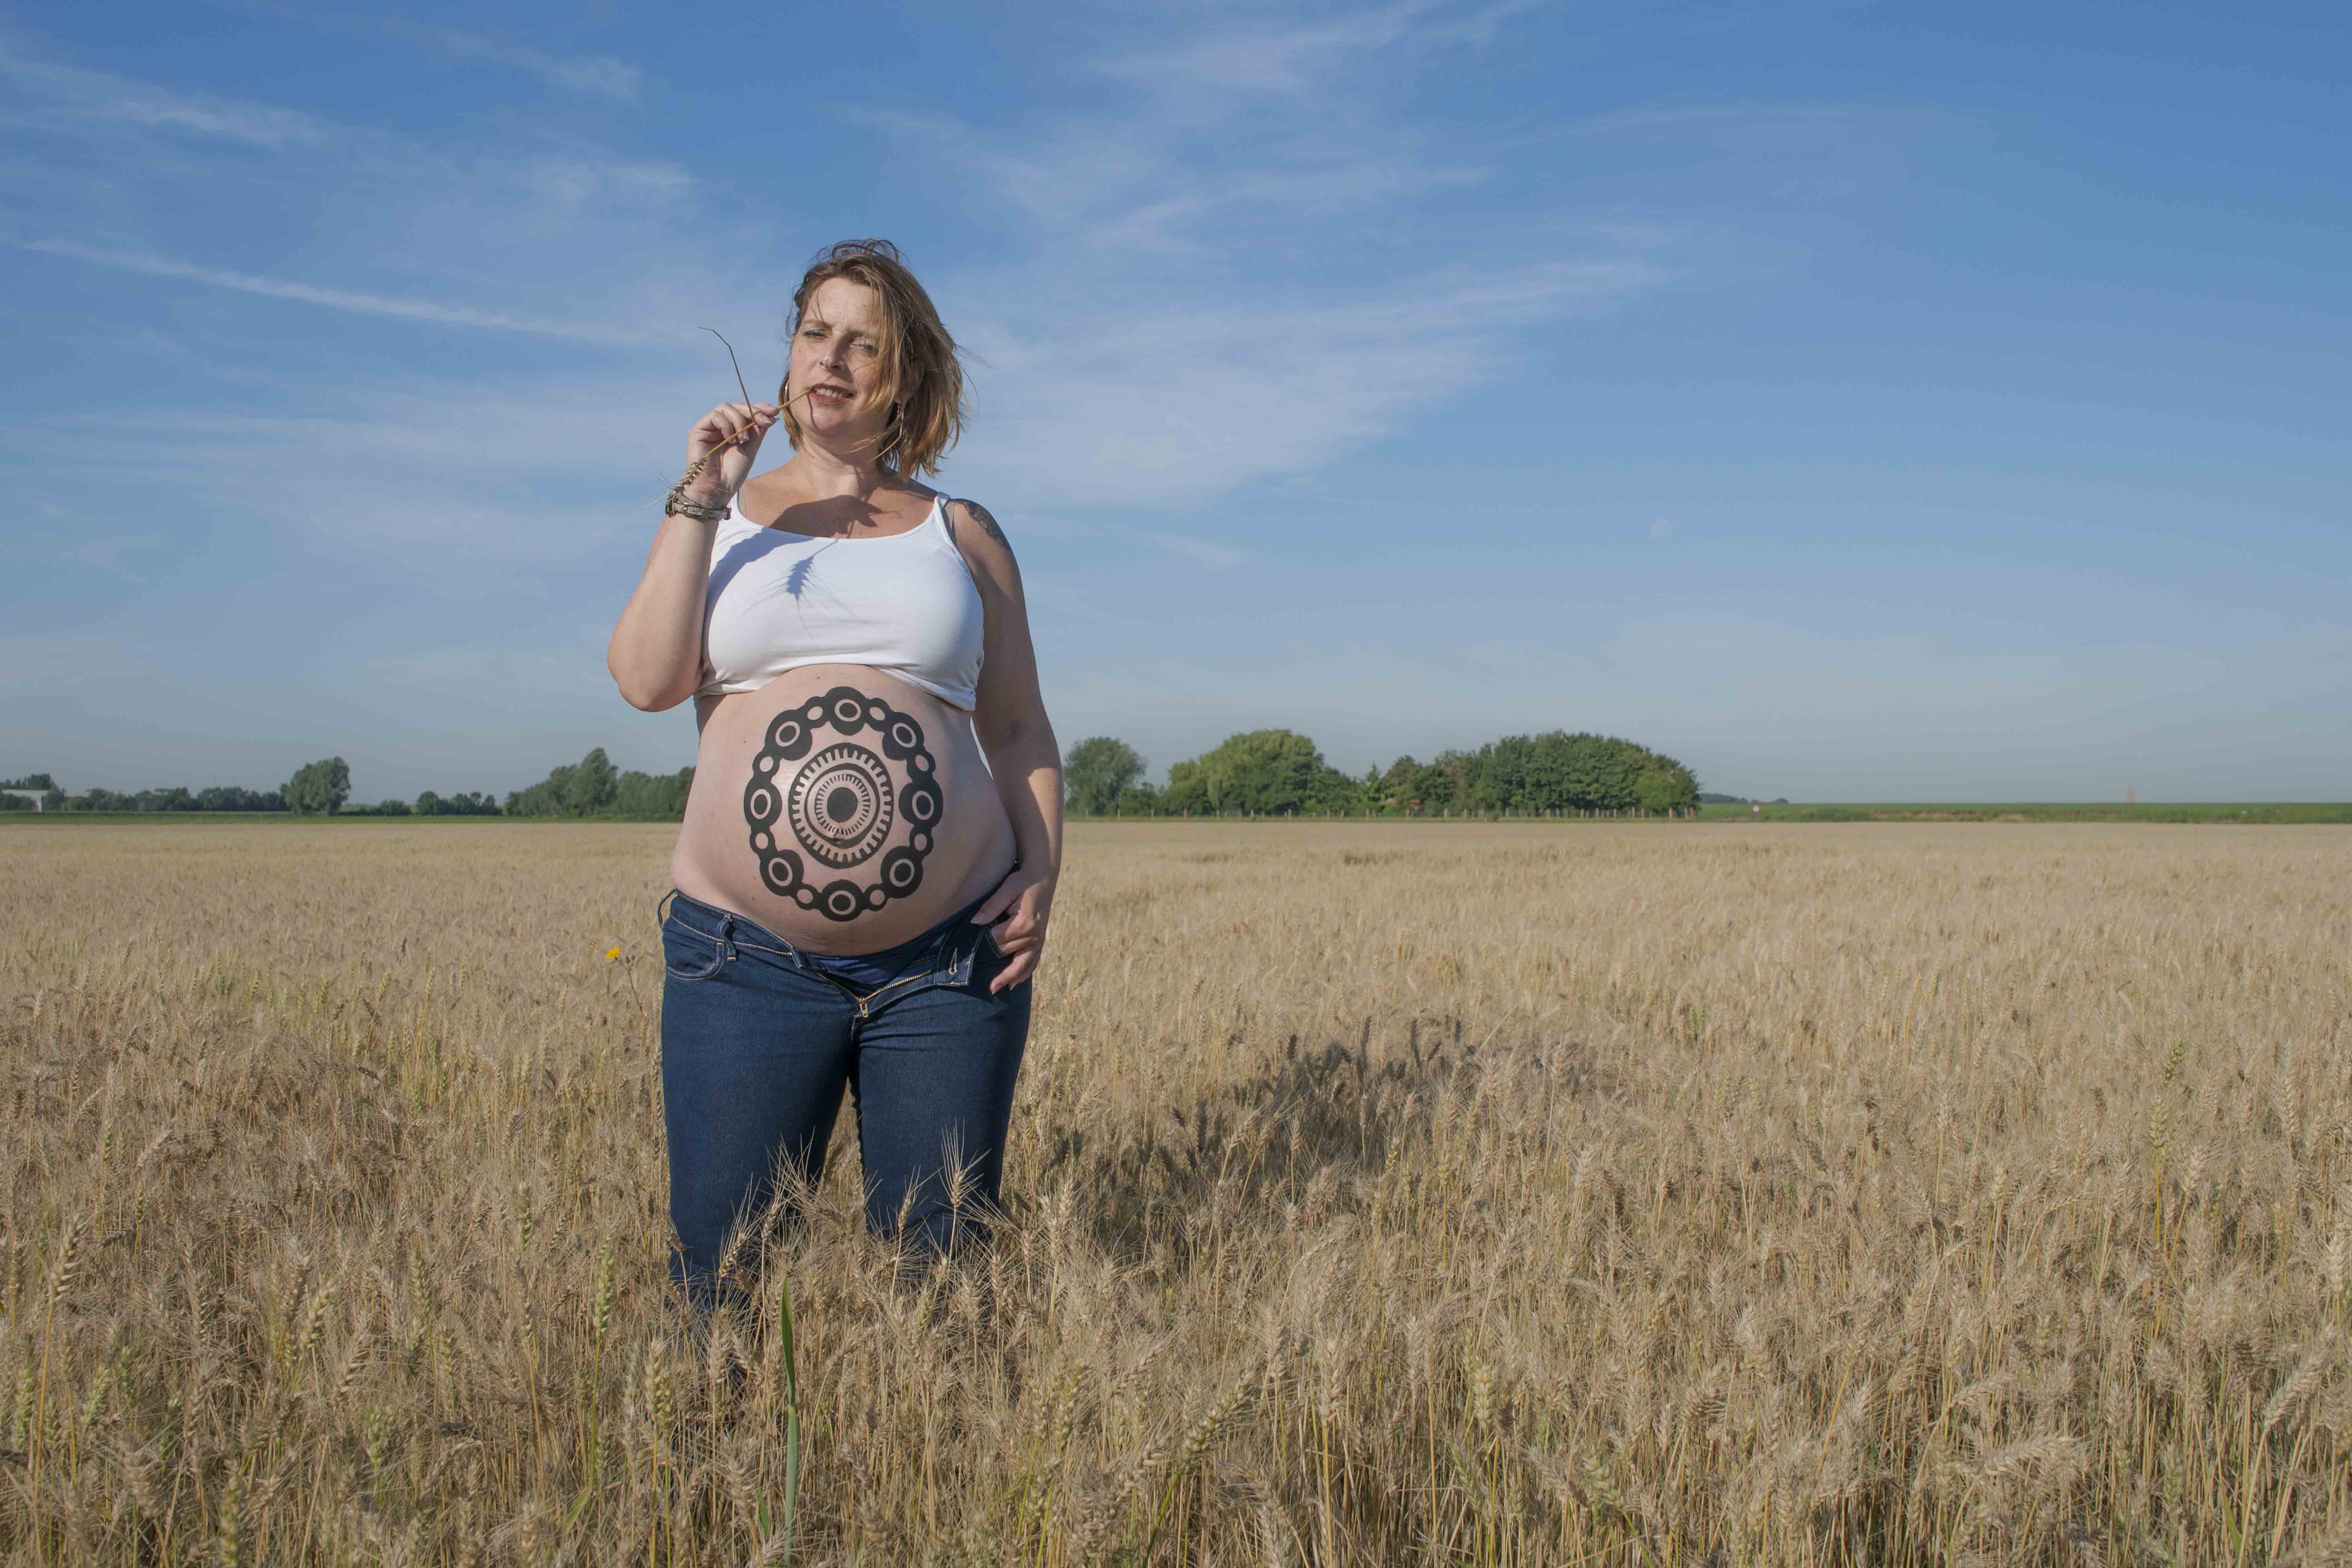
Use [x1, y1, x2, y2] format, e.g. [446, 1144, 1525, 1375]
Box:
[777, 239, 967, 479]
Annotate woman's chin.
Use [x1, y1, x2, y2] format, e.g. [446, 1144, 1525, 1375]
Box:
[799, 412, 884, 446]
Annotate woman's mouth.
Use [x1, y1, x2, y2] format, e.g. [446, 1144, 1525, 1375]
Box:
[808, 385, 853, 407]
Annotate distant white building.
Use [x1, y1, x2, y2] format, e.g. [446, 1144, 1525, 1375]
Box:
[1, 789, 50, 811]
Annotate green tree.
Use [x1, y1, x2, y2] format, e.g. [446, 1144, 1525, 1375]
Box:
[1637, 759, 1700, 816]
[419, 789, 500, 816]
[506, 751, 672, 818]
[1163, 759, 1210, 815]
[505, 777, 557, 816]
[1377, 755, 1421, 812]
[284, 757, 351, 815]
[559, 748, 619, 815]
[1427, 751, 1475, 814]
[1165, 730, 1358, 816]
[1063, 737, 1147, 815]
[1634, 768, 1677, 816]
[196, 785, 280, 811]
[613, 767, 695, 819]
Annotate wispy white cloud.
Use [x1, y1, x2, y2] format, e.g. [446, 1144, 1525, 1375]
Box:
[16, 238, 666, 343]
[507, 154, 692, 214]
[865, 2, 1674, 517]
[2, 4, 1674, 573]
[867, 2, 1546, 263]
[204, 4, 646, 101]
[1123, 527, 1251, 570]
[1095, 0, 1563, 100]
[0, 42, 330, 146]
[0, 367, 764, 601]
[376, 19, 643, 101]
[0, 33, 709, 354]
[1097, 1, 1433, 94]
[955, 257, 1669, 510]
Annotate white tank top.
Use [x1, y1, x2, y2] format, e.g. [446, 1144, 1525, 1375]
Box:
[697, 494, 986, 711]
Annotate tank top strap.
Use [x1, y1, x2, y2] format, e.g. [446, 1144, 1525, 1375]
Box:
[931, 492, 957, 544]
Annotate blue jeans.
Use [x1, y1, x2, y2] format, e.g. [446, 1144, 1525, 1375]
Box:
[658, 889, 1031, 1301]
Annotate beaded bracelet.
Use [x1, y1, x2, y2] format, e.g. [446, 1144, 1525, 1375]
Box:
[664, 484, 730, 523]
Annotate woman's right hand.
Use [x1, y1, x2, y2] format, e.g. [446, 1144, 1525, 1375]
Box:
[680, 402, 779, 505]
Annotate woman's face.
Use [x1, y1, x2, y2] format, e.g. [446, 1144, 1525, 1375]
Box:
[789, 277, 896, 445]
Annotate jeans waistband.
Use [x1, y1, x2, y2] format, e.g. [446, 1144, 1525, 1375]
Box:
[661, 887, 994, 994]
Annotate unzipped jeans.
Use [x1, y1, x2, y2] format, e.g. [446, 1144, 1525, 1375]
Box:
[657, 888, 1031, 1304]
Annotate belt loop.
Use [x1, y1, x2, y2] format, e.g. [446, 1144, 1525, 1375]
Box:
[717, 915, 737, 963]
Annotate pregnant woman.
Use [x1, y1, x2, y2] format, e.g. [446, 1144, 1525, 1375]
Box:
[607, 240, 1061, 1303]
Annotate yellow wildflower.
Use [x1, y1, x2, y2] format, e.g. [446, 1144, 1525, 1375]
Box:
[604, 946, 621, 961]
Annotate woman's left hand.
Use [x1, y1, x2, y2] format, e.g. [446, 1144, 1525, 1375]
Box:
[972, 862, 1054, 994]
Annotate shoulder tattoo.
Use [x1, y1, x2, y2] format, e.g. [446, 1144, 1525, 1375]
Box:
[958, 499, 1009, 549]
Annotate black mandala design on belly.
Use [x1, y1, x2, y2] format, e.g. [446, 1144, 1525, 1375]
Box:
[743, 686, 940, 922]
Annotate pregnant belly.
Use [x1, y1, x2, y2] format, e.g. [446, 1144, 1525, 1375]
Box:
[672, 665, 1015, 954]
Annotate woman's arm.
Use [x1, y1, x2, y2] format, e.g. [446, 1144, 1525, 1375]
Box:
[606, 401, 776, 711]
[953, 498, 1063, 993]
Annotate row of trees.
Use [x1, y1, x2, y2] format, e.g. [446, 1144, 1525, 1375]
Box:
[7, 760, 500, 817]
[7, 750, 689, 820]
[503, 749, 695, 820]
[341, 790, 504, 817]
[1064, 729, 1702, 818]
[18, 724, 1701, 825]
[48, 785, 288, 813]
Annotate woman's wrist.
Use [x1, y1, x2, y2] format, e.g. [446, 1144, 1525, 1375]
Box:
[665, 480, 732, 521]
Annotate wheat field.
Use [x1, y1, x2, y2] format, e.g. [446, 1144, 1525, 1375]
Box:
[1, 820, 2347, 1566]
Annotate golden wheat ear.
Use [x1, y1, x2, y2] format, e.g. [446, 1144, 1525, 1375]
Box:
[673, 328, 788, 497]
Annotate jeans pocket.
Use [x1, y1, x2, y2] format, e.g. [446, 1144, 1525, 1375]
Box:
[662, 920, 726, 981]
[974, 922, 1030, 991]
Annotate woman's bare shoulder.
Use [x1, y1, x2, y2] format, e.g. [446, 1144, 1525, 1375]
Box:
[945, 497, 1013, 555]
[950, 497, 1008, 544]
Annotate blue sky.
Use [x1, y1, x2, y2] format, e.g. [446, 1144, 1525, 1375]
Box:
[3, 0, 2346, 802]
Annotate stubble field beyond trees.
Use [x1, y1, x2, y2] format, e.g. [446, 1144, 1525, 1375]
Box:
[2, 820, 2347, 1566]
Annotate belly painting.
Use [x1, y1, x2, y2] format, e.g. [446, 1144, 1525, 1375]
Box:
[672, 665, 1015, 953]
